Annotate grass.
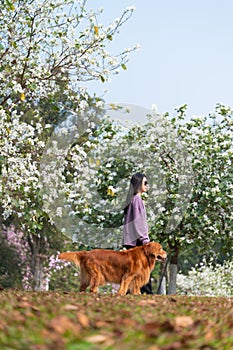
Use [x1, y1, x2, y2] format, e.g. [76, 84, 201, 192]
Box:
[0, 290, 232, 349]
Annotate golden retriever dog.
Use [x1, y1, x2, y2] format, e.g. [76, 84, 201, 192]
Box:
[58, 242, 167, 295]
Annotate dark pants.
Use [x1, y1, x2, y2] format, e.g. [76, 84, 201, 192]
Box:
[123, 244, 153, 295]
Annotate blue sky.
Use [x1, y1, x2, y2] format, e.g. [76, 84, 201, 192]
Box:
[86, 0, 233, 118]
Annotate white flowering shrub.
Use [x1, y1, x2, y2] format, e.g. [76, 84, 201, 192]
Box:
[46, 253, 82, 291]
[0, 108, 47, 223]
[177, 259, 233, 297]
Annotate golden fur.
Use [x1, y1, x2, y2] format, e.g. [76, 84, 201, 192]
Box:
[59, 242, 167, 295]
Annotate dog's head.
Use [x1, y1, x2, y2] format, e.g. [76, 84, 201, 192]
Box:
[143, 242, 167, 262]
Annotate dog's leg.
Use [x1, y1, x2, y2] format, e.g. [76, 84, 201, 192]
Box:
[129, 277, 141, 295]
[117, 273, 136, 296]
[79, 281, 89, 292]
[89, 276, 99, 293]
[79, 267, 90, 292]
[89, 265, 101, 293]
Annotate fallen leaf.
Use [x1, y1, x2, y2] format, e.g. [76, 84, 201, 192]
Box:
[95, 320, 109, 328]
[205, 330, 215, 341]
[174, 316, 194, 329]
[18, 301, 33, 309]
[143, 321, 173, 337]
[138, 300, 157, 306]
[77, 312, 90, 328]
[0, 320, 7, 331]
[146, 345, 160, 350]
[48, 315, 80, 334]
[162, 341, 182, 350]
[63, 304, 78, 311]
[42, 329, 65, 348]
[17, 296, 28, 302]
[11, 310, 26, 323]
[85, 334, 108, 343]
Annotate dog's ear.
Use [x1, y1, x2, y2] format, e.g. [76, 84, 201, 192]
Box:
[143, 242, 160, 256]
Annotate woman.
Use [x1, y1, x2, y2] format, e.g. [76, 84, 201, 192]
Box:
[123, 172, 153, 294]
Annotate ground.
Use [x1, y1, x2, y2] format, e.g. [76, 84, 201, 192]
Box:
[0, 290, 232, 349]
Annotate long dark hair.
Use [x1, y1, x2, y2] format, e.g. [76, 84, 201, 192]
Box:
[123, 173, 146, 214]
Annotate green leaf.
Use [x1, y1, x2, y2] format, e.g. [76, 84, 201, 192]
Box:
[11, 41, 17, 49]
[121, 63, 127, 71]
[107, 35, 113, 41]
[6, 0, 15, 11]
[100, 75, 105, 83]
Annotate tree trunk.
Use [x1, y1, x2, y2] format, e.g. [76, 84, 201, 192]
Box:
[157, 260, 168, 294]
[34, 254, 48, 291]
[28, 234, 48, 291]
[168, 263, 177, 294]
[167, 247, 179, 294]
[159, 276, 167, 295]
[167, 243, 179, 295]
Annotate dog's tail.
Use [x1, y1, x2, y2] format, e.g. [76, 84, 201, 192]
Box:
[58, 251, 84, 266]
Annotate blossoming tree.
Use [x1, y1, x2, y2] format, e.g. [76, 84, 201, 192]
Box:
[149, 104, 233, 293]
[45, 103, 232, 293]
[63, 104, 232, 294]
[0, 0, 137, 289]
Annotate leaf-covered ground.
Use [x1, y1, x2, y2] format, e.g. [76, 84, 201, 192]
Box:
[0, 290, 232, 350]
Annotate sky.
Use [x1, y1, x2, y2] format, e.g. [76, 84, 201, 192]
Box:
[86, 0, 233, 118]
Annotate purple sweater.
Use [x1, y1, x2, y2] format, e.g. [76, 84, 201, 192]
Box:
[123, 194, 150, 246]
